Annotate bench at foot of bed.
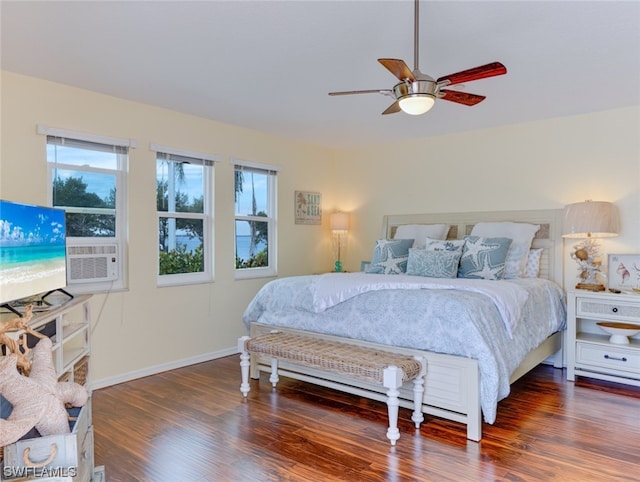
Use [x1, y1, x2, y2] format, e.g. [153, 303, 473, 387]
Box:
[238, 331, 427, 445]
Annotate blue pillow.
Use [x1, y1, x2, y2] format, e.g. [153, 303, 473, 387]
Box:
[458, 236, 512, 280]
[406, 248, 462, 278]
[367, 239, 414, 274]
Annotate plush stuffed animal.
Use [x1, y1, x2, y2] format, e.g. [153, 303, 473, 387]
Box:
[0, 337, 88, 446]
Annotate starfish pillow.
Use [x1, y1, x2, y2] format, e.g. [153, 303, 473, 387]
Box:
[0, 354, 48, 446]
[0, 337, 88, 446]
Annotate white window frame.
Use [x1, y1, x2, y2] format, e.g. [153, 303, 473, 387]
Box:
[39, 124, 134, 294]
[232, 159, 279, 280]
[152, 143, 218, 287]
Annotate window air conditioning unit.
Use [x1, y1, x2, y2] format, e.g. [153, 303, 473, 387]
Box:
[66, 244, 118, 283]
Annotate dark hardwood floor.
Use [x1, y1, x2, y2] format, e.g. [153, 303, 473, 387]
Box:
[93, 356, 640, 482]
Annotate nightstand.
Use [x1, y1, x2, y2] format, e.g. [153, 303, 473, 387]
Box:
[566, 290, 640, 387]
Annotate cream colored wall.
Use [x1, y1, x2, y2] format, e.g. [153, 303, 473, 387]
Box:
[2, 71, 639, 387]
[333, 107, 640, 291]
[1, 71, 338, 384]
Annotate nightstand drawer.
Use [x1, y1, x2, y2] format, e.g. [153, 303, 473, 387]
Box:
[577, 298, 640, 322]
[576, 341, 640, 374]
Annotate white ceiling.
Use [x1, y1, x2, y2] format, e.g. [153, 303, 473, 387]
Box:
[2, 1, 639, 149]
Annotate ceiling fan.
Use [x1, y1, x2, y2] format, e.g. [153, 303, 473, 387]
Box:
[328, 0, 507, 116]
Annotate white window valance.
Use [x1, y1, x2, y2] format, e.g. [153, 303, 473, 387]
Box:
[231, 158, 281, 174]
[37, 124, 137, 149]
[150, 143, 219, 165]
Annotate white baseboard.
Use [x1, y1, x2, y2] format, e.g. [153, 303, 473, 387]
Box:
[90, 346, 238, 390]
[90, 347, 565, 392]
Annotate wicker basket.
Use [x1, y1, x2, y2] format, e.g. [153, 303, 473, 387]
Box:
[58, 371, 71, 383]
[73, 356, 89, 386]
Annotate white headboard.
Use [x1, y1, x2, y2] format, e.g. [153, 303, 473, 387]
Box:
[381, 209, 564, 286]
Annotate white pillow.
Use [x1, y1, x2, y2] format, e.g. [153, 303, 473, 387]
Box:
[424, 237, 465, 252]
[524, 248, 544, 278]
[470, 222, 540, 279]
[394, 224, 449, 249]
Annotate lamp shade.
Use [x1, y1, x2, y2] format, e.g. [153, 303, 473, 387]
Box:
[562, 201, 620, 238]
[330, 212, 350, 231]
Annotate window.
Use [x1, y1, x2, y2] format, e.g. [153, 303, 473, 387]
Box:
[41, 125, 133, 293]
[153, 144, 217, 286]
[233, 160, 279, 279]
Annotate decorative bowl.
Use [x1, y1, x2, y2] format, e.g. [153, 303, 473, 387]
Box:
[596, 322, 640, 345]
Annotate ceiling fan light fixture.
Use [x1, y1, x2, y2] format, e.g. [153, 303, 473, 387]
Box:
[398, 94, 435, 115]
[327, 0, 507, 114]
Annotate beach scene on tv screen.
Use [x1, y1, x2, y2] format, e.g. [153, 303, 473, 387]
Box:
[0, 201, 67, 304]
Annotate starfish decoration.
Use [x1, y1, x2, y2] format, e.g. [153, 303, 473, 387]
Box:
[462, 237, 500, 268]
[0, 337, 88, 446]
[374, 239, 410, 274]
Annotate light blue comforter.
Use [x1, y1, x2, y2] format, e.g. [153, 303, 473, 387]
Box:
[242, 273, 566, 424]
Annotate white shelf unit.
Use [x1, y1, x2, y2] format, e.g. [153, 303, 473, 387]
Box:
[0, 295, 91, 383]
[1, 294, 98, 481]
[566, 290, 640, 387]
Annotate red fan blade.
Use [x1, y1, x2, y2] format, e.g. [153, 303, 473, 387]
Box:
[378, 59, 415, 82]
[382, 101, 401, 115]
[440, 90, 486, 106]
[437, 62, 507, 86]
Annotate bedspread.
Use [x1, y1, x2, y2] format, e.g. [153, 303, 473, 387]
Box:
[311, 273, 530, 337]
[242, 274, 566, 424]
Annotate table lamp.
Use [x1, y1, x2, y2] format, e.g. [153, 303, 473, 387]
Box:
[330, 212, 350, 272]
[562, 200, 620, 291]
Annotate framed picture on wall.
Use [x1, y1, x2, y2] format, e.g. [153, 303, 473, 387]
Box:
[295, 191, 322, 225]
[607, 254, 640, 291]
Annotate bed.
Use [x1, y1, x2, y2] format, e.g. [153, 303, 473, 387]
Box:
[242, 209, 567, 441]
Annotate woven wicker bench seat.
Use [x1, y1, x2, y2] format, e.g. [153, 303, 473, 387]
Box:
[238, 332, 426, 445]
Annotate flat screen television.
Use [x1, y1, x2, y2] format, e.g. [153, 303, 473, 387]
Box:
[0, 199, 71, 314]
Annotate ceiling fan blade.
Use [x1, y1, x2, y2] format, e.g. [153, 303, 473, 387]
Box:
[437, 62, 507, 86]
[378, 59, 415, 82]
[440, 90, 486, 106]
[382, 101, 401, 115]
[329, 89, 391, 96]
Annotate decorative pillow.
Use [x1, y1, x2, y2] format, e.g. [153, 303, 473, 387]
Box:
[393, 224, 449, 249]
[366, 239, 414, 275]
[458, 236, 513, 280]
[524, 248, 544, 278]
[406, 248, 462, 278]
[470, 222, 540, 279]
[424, 237, 465, 253]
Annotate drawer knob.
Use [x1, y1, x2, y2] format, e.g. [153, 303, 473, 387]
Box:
[612, 307, 619, 313]
[604, 354, 627, 362]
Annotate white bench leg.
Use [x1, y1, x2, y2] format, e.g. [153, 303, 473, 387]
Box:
[238, 336, 251, 398]
[383, 365, 403, 445]
[269, 358, 279, 387]
[411, 356, 426, 428]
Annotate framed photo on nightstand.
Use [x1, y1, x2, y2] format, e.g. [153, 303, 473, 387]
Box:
[607, 254, 640, 292]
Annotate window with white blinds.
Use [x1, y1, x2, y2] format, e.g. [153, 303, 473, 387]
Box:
[42, 126, 131, 293]
[154, 145, 217, 286]
[233, 160, 279, 279]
